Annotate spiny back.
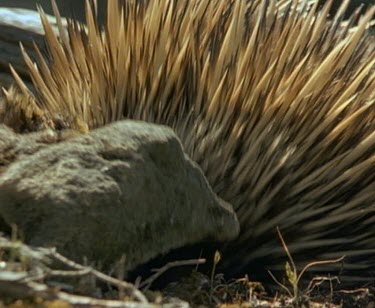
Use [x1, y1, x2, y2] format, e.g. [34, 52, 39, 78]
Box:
[3, 0, 375, 282]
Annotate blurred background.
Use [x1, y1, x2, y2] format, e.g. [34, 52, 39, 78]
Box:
[0, 0, 107, 22]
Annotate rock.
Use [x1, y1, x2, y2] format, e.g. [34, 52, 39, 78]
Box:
[0, 120, 239, 271]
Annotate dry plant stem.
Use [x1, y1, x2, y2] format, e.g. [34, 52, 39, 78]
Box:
[0, 279, 153, 307]
[276, 227, 299, 300]
[339, 288, 370, 294]
[276, 227, 296, 274]
[299, 256, 345, 286]
[300, 257, 344, 298]
[306, 276, 340, 297]
[268, 270, 293, 298]
[139, 258, 206, 290]
[210, 251, 221, 304]
[116, 255, 127, 300]
[43, 248, 148, 304]
[45, 268, 92, 277]
[52, 282, 157, 308]
[273, 229, 347, 298]
[55, 291, 152, 308]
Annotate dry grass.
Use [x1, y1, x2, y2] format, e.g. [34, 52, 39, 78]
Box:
[1, 0, 375, 285]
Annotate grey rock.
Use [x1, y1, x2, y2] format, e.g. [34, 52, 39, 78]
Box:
[0, 120, 239, 270]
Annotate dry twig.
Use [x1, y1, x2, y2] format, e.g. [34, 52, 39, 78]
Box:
[139, 258, 206, 291]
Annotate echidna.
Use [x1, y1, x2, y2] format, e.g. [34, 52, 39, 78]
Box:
[1, 0, 375, 286]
